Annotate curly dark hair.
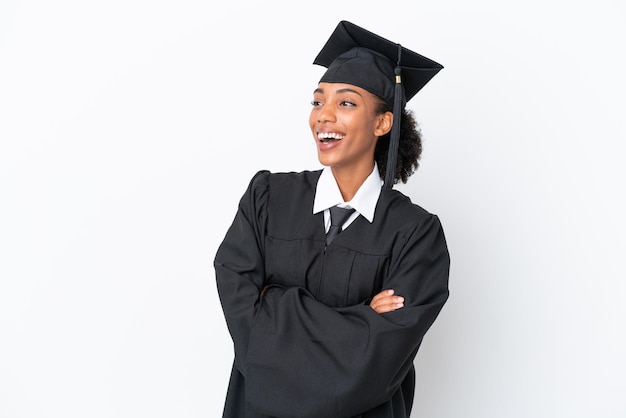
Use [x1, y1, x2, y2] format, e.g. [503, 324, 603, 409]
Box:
[373, 101, 423, 184]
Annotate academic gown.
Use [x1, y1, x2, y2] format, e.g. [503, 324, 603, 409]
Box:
[214, 170, 450, 418]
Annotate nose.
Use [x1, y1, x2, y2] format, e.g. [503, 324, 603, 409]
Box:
[316, 103, 335, 123]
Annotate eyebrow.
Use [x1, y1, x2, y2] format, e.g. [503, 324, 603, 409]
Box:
[313, 87, 363, 97]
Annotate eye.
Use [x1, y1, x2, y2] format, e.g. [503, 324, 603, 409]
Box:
[311, 100, 322, 107]
[340, 100, 356, 107]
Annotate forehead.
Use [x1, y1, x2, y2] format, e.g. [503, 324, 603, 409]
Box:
[314, 82, 380, 102]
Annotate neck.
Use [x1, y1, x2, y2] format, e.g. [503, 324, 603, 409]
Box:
[331, 162, 374, 202]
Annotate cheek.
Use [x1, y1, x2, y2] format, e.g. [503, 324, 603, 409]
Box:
[308, 111, 317, 131]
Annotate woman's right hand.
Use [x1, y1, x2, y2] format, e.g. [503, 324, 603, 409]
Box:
[369, 289, 404, 314]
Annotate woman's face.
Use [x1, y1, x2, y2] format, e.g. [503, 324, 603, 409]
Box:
[309, 82, 392, 174]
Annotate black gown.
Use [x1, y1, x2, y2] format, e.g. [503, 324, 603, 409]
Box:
[214, 170, 450, 418]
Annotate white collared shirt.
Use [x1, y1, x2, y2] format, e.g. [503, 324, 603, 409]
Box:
[313, 163, 383, 233]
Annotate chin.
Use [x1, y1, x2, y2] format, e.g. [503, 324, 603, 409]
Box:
[317, 156, 336, 168]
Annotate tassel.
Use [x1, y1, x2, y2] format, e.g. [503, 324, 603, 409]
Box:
[383, 44, 404, 189]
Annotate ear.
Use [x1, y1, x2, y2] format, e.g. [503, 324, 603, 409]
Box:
[374, 111, 393, 137]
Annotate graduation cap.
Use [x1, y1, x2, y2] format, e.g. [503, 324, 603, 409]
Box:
[313, 21, 443, 188]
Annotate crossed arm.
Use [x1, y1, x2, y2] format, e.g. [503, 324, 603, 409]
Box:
[260, 285, 404, 313]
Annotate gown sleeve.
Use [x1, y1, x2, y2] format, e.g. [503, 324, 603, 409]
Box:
[245, 211, 450, 417]
[214, 170, 270, 376]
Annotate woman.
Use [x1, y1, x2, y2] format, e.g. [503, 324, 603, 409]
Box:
[215, 21, 450, 418]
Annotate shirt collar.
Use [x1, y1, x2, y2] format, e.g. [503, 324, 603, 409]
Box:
[313, 163, 383, 223]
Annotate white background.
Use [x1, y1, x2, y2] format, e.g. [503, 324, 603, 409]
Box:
[1, 1, 625, 417]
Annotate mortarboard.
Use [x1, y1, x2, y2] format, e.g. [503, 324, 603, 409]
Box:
[313, 21, 443, 188]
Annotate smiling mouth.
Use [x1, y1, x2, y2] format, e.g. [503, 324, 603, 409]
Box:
[318, 132, 345, 144]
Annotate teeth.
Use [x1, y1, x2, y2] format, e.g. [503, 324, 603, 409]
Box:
[318, 132, 345, 142]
